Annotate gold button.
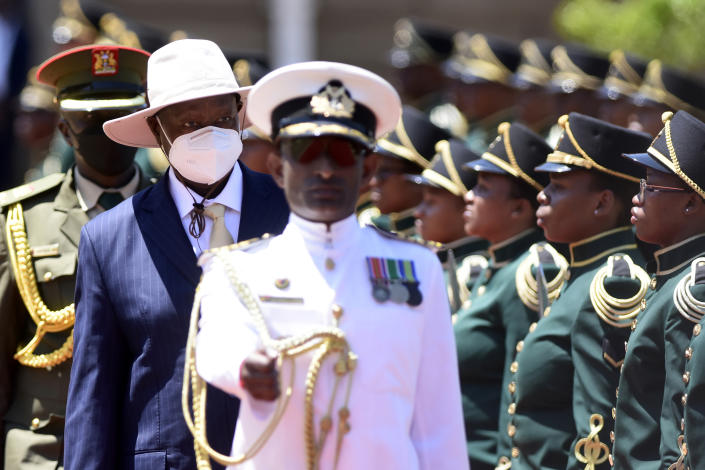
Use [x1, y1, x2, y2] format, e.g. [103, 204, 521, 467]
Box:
[686, 347, 693, 360]
[615, 387, 619, 398]
[325, 258, 335, 270]
[516, 341, 524, 353]
[508, 424, 516, 437]
[274, 278, 290, 290]
[695, 324, 702, 337]
[682, 394, 688, 406]
[331, 304, 343, 319]
[510, 361, 519, 373]
[543, 306, 551, 317]
[30, 417, 40, 430]
[631, 319, 638, 331]
[650, 277, 657, 290]
[681, 418, 685, 431]
[511, 447, 520, 458]
[640, 298, 647, 311]
[529, 322, 537, 333]
[508, 403, 516, 415]
[508, 381, 516, 394]
[609, 454, 614, 466]
[681, 440, 688, 456]
[610, 430, 615, 442]
[43, 271, 53, 281]
[478, 285, 486, 296]
[683, 371, 691, 384]
[612, 407, 616, 419]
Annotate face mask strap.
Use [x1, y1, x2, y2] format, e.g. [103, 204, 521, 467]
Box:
[155, 115, 174, 149]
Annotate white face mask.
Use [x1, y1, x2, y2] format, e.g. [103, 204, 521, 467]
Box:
[157, 117, 242, 185]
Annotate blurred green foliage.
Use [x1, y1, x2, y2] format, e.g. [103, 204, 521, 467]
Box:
[554, 0, 705, 70]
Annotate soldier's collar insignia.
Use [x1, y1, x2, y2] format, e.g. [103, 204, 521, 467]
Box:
[92, 47, 119, 76]
[310, 80, 355, 118]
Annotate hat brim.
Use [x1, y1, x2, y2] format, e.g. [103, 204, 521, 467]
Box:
[277, 119, 373, 148]
[622, 152, 670, 173]
[462, 158, 507, 174]
[535, 161, 574, 173]
[103, 87, 251, 148]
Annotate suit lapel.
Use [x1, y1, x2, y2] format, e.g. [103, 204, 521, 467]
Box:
[133, 175, 200, 287]
[237, 163, 274, 242]
[54, 168, 89, 248]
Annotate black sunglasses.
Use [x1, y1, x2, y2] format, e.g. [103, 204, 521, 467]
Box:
[281, 136, 369, 167]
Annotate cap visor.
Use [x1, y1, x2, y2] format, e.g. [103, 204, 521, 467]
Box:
[103, 86, 251, 148]
[463, 158, 507, 174]
[535, 161, 574, 173]
[622, 152, 670, 173]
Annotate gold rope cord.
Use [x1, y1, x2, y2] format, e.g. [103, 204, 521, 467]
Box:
[574, 414, 609, 470]
[673, 258, 705, 324]
[5, 203, 74, 368]
[515, 243, 569, 312]
[183, 251, 355, 470]
[663, 112, 705, 199]
[589, 255, 649, 328]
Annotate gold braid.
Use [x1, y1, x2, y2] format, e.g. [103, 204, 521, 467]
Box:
[515, 243, 569, 312]
[183, 251, 355, 470]
[589, 254, 649, 328]
[663, 112, 705, 199]
[672, 258, 705, 324]
[5, 203, 74, 368]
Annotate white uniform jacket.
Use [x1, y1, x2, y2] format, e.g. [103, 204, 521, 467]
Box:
[196, 213, 469, 470]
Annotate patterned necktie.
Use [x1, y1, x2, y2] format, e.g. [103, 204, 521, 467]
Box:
[203, 203, 234, 248]
[98, 192, 124, 210]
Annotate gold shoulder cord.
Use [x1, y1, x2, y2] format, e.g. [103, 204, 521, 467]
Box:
[515, 243, 569, 312]
[673, 258, 705, 324]
[183, 252, 357, 470]
[589, 254, 649, 328]
[5, 203, 74, 368]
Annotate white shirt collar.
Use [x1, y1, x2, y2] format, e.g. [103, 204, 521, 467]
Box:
[168, 163, 243, 219]
[286, 212, 361, 251]
[74, 165, 141, 211]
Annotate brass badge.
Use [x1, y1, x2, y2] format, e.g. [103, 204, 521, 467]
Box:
[310, 81, 355, 118]
[274, 278, 290, 290]
[92, 47, 118, 76]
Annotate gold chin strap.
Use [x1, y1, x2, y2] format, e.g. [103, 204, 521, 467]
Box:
[5, 203, 74, 368]
[589, 254, 649, 328]
[515, 242, 569, 313]
[183, 250, 356, 470]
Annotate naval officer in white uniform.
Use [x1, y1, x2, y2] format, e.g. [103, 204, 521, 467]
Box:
[192, 61, 468, 470]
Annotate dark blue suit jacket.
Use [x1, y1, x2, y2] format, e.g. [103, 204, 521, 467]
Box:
[64, 164, 289, 470]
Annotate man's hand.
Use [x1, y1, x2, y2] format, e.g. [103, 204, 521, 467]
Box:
[240, 349, 280, 401]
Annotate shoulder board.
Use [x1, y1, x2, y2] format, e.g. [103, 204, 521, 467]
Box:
[673, 257, 705, 325]
[367, 224, 441, 250]
[0, 173, 65, 208]
[198, 234, 273, 266]
[590, 253, 649, 328]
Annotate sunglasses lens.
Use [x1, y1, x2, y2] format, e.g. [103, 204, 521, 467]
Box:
[285, 137, 365, 167]
[327, 139, 358, 167]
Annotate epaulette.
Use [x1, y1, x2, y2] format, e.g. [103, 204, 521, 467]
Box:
[589, 253, 649, 328]
[0, 173, 65, 208]
[515, 242, 569, 313]
[673, 257, 705, 324]
[458, 254, 489, 284]
[198, 234, 273, 266]
[367, 224, 442, 250]
[357, 205, 381, 228]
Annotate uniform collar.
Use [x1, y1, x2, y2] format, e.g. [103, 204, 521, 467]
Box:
[567, 226, 636, 268]
[286, 212, 361, 252]
[168, 163, 243, 220]
[488, 228, 543, 267]
[74, 165, 140, 212]
[437, 235, 488, 263]
[387, 207, 416, 235]
[652, 233, 705, 277]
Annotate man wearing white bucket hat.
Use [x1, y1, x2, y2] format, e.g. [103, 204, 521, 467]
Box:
[185, 61, 468, 470]
[63, 39, 289, 470]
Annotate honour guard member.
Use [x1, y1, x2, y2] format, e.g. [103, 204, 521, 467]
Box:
[0, 45, 152, 468]
[410, 138, 488, 312]
[629, 59, 705, 135]
[500, 113, 652, 469]
[454, 121, 561, 469]
[188, 61, 468, 470]
[364, 105, 451, 236]
[595, 50, 648, 129]
[443, 32, 520, 155]
[611, 111, 705, 470]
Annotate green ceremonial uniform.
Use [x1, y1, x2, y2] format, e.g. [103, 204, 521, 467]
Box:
[368, 208, 417, 238]
[567, 252, 649, 470]
[453, 228, 546, 469]
[0, 168, 153, 468]
[612, 234, 705, 470]
[504, 227, 639, 469]
[438, 235, 489, 313]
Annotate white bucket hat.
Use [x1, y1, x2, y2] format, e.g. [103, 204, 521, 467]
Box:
[103, 38, 251, 148]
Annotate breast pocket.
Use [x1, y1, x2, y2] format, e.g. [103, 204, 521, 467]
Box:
[33, 252, 77, 310]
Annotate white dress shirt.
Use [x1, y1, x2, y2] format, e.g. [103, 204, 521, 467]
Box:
[74, 165, 141, 219]
[168, 164, 243, 256]
[196, 213, 469, 470]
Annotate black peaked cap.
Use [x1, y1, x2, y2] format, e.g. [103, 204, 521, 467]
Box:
[550, 43, 610, 93]
[443, 32, 520, 86]
[634, 60, 705, 120]
[414, 138, 481, 196]
[598, 50, 648, 100]
[512, 38, 557, 89]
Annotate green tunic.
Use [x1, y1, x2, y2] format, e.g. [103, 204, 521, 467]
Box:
[362, 207, 418, 238]
[612, 234, 705, 470]
[453, 229, 543, 469]
[438, 235, 489, 313]
[681, 284, 705, 470]
[567, 252, 648, 470]
[504, 227, 639, 470]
